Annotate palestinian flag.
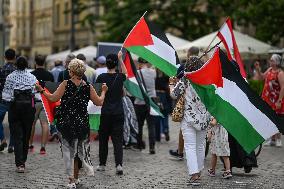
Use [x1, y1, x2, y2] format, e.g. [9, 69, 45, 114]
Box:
[123, 16, 179, 77]
[217, 18, 246, 78]
[123, 51, 163, 117]
[40, 82, 61, 124]
[185, 47, 283, 153]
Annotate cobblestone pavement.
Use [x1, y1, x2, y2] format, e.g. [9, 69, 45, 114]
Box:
[0, 120, 284, 189]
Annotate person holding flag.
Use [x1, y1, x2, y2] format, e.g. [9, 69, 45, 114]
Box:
[35, 58, 108, 188]
[169, 56, 211, 186]
[95, 51, 127, 175]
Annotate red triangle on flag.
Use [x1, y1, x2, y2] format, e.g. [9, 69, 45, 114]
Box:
[124, 17, 154, 48]
[186, 48, 223, 88]
[124, 51, 135, 78]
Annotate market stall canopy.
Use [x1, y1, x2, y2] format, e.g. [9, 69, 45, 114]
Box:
[177, 30, 275, 59]
[165, 33, 191, 49]
[46, 45, 97, 64]
[46, 50, 70, 64]
[72, 45, 97, 62]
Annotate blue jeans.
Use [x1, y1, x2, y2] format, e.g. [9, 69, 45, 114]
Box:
[155, 115, 169, 141]
[0, 102, 14, 147]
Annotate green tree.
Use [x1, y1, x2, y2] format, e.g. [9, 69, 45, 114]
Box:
[73, 0, 284, 46]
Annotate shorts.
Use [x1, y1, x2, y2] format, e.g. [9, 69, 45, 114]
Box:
[34, 102, 48, 122]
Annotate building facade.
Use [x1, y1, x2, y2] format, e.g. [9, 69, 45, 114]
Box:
[32, 0, 53, 56]
[7, 0, 103, 58]
[9, 0, 33, 57]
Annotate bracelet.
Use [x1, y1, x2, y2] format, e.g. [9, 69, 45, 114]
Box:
[169, 83, 175, 86]
[40, 90, 45, 94]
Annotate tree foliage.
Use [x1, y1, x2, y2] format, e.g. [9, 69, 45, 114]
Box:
[73, 0, 284, 46]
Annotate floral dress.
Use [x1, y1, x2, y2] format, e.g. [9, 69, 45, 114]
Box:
[262, 69, 284, 114]
[209, 123, 230, 156]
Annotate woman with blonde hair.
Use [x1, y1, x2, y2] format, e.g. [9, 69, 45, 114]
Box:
[36, 58, 108, 188]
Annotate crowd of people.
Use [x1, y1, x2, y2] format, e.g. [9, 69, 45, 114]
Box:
[0, 46, 283, 188]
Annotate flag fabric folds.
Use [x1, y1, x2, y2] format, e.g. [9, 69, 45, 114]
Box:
[40, 82, 61, 124]
[123, 16, 179, 77]
[217, 18, 246, 78]
[123, 51, 163, 117]
[185, 47, 282, 153]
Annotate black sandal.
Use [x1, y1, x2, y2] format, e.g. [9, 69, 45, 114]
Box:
[188, 177, 200, 186]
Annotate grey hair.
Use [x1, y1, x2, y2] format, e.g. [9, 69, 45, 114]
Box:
[271, 54, 282, 67]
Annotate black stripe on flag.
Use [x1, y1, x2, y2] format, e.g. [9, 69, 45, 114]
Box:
[145, 18, 180, 65]
[219, 50, 284, 134]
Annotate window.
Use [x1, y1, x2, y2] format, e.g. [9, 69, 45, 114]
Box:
[55, 4, 60, 27]
[64, 2, 69, 25]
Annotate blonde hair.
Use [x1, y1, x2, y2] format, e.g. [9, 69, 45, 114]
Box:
[68, 58, 86, 77]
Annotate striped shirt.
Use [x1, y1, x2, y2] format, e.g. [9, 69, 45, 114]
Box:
[2, 69, 37, 102]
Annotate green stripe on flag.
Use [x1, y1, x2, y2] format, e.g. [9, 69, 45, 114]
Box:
[191, 82, 264, 153]
[124, 79, 144, 100]
[127, 46, 178, 76]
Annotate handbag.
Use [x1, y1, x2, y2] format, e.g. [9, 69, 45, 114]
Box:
[171, 93, 185, 122]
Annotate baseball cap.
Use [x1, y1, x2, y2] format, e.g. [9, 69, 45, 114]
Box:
[95, 55, 106, 64]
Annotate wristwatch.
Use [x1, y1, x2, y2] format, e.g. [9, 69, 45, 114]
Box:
[40, 90, 45, 94]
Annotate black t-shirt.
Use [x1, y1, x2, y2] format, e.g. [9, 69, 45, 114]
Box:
[31, 68, 54, 82]
[96, 73, 126, 115]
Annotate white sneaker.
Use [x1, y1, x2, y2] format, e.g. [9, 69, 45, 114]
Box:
[96, 165, 105, 171]
[116, 165, 123, 175]
[75, 179, 80, 185]
[67, 183, 76, 189]
[276, 139, 282, 147]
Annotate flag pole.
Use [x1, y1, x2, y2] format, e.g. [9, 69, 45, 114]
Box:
[204, 17, 230, 52]
[120, 11, 148, 51]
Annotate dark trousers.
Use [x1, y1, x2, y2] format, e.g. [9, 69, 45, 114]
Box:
[134, 104, 156, 149]
[8, 101, 35, 167]
[99, 114, 124, 166]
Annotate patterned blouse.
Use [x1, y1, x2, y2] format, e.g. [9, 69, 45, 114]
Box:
[171, 78, 211, 130]
[2, 69, 37, 102]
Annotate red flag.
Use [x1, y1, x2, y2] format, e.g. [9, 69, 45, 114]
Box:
[217, 18, 246, 78]
[185, 48, 223, 88]
[40, 87, 60, 124]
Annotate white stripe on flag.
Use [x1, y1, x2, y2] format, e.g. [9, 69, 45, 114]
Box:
[219, 24, 234, 52]
[216, 78, 279, 139]
[129, 77, 139, 85]
[150, 107, 160, 116]
[145, 35, 178, 67]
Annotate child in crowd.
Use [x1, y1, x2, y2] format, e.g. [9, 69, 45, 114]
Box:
[207, 117, 232, 179]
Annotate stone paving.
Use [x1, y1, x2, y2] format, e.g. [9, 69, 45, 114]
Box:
[0, 120, 284, 189]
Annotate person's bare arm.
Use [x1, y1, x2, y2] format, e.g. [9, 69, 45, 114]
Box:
[276, 71, 284, 109]
[118, 50, 128, 77]
[90, 84, 108, 106]
[36, 80, 67, 102]
[254, 63, 268, 80]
